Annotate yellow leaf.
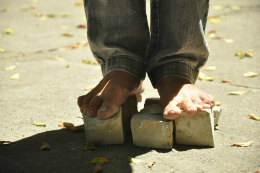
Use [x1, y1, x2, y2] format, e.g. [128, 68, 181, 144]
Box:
[203, 66, 216, 71]
[65, 65, 69, 68]
[81, 59, 92, 64]
[47, 14, 56, 18]
[211, 5, 224, 10]
[0, 141, 11, 147]
[33, 121, 46, 127]
[198, 72, 206, 80]
[231, 141, 253, 147]
[247, 114, 260, 121]
[40, 140, 51, 150]
[0, 47, 5, 53]
[10, 73, 19, 80]
[4, 28, 14, 34]
[215, 101, 221, 106]
[128, 156, 144, 164]
[85, 142, 95, 150]
[93, 164, 102, 173]
[228, 91, 248, 95]
[230, 6, 241, 11]
[52, 57, 66, 61]
[86, 157, 108, 164]
[244, 72, 258, 77]
[235, 51, 244, 59]
[204, 77, 214, 81]
[208, 17, 220, 23]
[223, 39, 234, 43]
[4, 65, 16, 71]
[148, 161, 156, 168]
[221, 79, 231, 83]
[75, 2, 84, 6]
[84, 84, 96, 90]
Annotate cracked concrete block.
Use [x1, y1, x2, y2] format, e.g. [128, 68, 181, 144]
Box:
[175, 109, 215, 147]
[131, 105, 173, 149]
[213, 106, 222, 126]
[83, 107, 124, 145]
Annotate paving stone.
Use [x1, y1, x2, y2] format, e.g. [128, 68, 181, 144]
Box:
[175, 109, 215, 147]
[131, 105, 173, 149]
[82, 95, 138, 145]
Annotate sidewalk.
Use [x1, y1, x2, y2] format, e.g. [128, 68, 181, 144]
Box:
[0, 0, 259, 172]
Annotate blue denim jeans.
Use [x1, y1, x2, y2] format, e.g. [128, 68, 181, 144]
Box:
[83, 0, 210, 88]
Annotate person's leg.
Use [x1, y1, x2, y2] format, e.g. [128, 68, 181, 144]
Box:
[78, 0, 150, 119]
[146, 0, 214, 119]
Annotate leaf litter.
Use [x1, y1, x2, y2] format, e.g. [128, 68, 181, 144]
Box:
[243, 72, 258, 77]
[59, 122, 84, 132]
[4, 65, 16, 71]
[231, 141, 253, 147]
[32, 119, 46, 127]
[247, 114, 260, 121]
[10, 73, 19, 80]
[40, 140, 51, 150]
[128, 156, 144, 164]
[228, 91, 248, 95]
[84, 142, 95, 150]
[0, 47, 5, 52]
[0, 141, 11, 147]
[86, 157, 108, 164]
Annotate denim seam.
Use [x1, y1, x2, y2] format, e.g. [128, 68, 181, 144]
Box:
[150, 0, 160, 59]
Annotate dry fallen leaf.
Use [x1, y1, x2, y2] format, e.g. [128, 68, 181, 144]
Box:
[0, 47, 5, 53]
[198, 72, 206, 80]
[47, 14, 56, 18]
[75, 2, 84, 6]
[93, 164, 102, 173]
[92, 61, 99, 65]
[235, 51, 244, 59]
[4, 28, 14, 34]
[59, 122, 76, 131]
[230, 5, 241, 11]
[254, 170, 260, 173]
[86, 157, 108, 164]
[52, 57, 66, 61]
[207, 17, 220, 23]
[148, 161, 156, 168]
[244, 72, 258, 77]
[65, 65, 69, 68]
[84, 84, 96, 90]
[77, 24, 87, 28]
[10, 73, 19, 80]
[32, 120, 46, 127]
[204, 77, 214, 81]
[81, 59, 92, 64]
[62, 33, 73, 37]
[215, 101, 221, 106]
[223, 39, 234, 43]
[85, 142, 95, 150]
[62, 14, 69, 18]
[30, 4, 37, 9]
[203, 66, 216, 71]
[221, 79, 231, 83]
[0, 141, 11, 147]
[231, 141, 253, 147]
[4, 65, 16, 71]
[128, 156, 144, 164]
[244, 52, 253, 57]
[228, 91, 248, 95]
[40, 140, 51, 150]
[247, 114, 260, 121]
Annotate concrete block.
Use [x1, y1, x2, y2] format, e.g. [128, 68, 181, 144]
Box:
[83, 107, 124, 145]
[213, 106, 222, 126]
[131, 105, 173, 149]
[82, 95, 138, 145]
[175, 109, 215, 147]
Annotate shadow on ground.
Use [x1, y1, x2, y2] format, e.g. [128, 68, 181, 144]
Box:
[0, 129, 209, 173]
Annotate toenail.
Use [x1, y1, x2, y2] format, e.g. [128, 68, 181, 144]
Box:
[98, 106, 108, 112]
[203, 104, 211, 108]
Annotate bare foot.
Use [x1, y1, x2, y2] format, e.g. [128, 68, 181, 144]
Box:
[78, 71, 144, 119]
[158, 76, 215, 120]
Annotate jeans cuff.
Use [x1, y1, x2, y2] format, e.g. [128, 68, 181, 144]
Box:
[101, 56, 146, 80]
[148, 62, 199, 88]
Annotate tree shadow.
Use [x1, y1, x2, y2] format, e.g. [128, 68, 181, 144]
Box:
[0, 128, 210, 173]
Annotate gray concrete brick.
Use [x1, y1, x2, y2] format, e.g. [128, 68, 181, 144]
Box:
[213, 106, 222, 126]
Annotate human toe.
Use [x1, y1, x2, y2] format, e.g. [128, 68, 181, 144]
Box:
[87, 95, 102, 117]
[162, 102, 182, 120]
[181, 98, 197, 115]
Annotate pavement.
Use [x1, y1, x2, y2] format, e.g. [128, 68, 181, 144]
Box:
[0, 0, 260, 172]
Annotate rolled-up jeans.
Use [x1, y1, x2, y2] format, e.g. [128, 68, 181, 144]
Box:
[83, 0, 210, 88]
